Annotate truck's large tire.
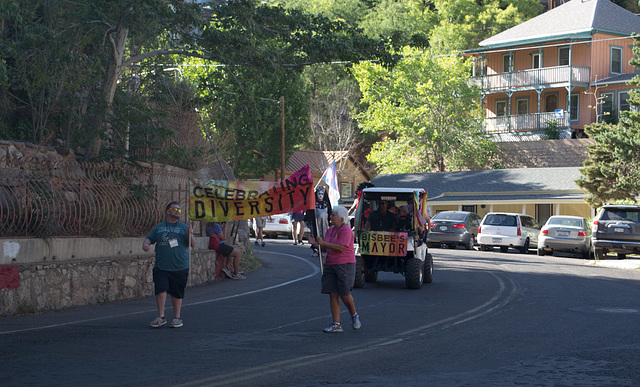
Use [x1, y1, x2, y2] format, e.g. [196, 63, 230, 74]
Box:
[423, 253, 433, 284]
[354, 255, 366, 288]
[365, 270, 378, 283]
[405, 258, 423, 289]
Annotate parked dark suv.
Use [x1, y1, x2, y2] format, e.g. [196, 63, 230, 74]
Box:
[592, 204, 640, 260]
[427, 211, 482, 250]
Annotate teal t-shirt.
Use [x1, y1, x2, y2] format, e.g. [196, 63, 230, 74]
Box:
[146, 221, 190, 271]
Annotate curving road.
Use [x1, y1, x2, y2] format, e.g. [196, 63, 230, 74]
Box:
[1, 239, 639, 386]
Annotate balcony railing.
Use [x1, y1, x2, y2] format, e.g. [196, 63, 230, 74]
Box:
[472, 66, 590, 93]
[484, 111, 569, 135]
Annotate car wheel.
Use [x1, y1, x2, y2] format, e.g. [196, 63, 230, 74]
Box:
[581, 249, 590, 259]
[423, 253, 433, 284]
[500, 246, 509, 253]
[595, 248, 606, 260]
[617, 253, 627, 260]
[365, 270, 378, 283]
[354, 256, 366, 288]
[465, 235, 475, 250]
[480, 244, 491, 251]
[405, 258, 423, 289]
[537, 248, 546, 256]
[519, 239, 530, 254]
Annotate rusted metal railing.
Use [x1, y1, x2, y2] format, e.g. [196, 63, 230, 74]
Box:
[0, 157, 197, 238]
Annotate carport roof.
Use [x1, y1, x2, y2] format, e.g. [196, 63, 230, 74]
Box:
[370, 167, 586, 203]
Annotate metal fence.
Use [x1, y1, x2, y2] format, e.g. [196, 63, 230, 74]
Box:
[0, 156, 196, 238]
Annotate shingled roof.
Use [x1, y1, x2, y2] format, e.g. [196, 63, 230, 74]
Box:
[478, 0, 640, 49]
[370, 167, 585, 203]
[286, 150, 370, 179]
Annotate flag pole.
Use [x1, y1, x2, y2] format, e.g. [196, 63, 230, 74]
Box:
[187, 181, 192, 287]
[315, 213, 323, 274]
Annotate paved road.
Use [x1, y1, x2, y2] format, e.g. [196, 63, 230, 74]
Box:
[1, 239, 639, 386]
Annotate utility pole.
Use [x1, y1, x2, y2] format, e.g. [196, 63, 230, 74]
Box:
[280, 96, 285, 181]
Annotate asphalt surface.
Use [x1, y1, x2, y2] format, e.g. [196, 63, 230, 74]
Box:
[1, 239, 639, 387]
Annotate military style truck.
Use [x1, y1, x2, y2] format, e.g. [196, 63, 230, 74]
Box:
[353, 187, 432, 289]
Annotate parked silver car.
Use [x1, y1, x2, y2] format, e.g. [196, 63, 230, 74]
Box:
[249, 214, 310, 239]
[427, 211, 481, 250]
[537, 215, 591, 259]
[478, 212, 540, 253]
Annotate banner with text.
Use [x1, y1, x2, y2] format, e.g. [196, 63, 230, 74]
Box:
[189, 164, 315, 222]
[359, 231, 408, 256]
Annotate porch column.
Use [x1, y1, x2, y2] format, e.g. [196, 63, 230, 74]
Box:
[507, 91, 514, 132]
[567, 42, 573, 131]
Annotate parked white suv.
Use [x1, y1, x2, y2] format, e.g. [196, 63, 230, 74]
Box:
[478, 212, 541, 254]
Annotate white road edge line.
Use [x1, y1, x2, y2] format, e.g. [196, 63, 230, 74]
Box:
[0, 251, 319, 336]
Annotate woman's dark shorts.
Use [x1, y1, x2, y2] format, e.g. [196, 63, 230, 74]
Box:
[153, 267, 189, 299]
[292, 212, 305, 222]
[218, 243, 234, 258]
[321, 263, 356, 296]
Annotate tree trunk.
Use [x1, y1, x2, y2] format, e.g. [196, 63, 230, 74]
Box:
[86, 24, 128, 159]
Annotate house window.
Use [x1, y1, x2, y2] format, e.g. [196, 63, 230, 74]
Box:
[462, 205, 477, 213]
[340, 182, 352, 198]
[531, 52, 542, 69]
[545, 94, 558, 112]
[536, 204, 553, 226]
[619, 91, 631, 114]
[569, 94, 579, 121]
[558, 46, 570, 66]
[516, 98, 529, 115]
[611, 46, 622, 74]
[502, 53, 514, 73]
[599, 92, 615, 123]
[496, 100, 508, 116]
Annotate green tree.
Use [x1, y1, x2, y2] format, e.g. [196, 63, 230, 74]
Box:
[429, 0, 542, 53]
[352, 46, 499, 173]
[576, 37, 640, 207]
[2, 0, 395, 173]
[576, 122, 640, 208]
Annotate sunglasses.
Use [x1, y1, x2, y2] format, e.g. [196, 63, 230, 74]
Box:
[170, 207, 182, 213]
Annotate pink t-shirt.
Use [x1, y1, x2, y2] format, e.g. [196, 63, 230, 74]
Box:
[323, 224, 355, 265]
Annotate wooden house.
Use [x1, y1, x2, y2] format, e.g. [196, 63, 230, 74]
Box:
[465, 0, 640, 140]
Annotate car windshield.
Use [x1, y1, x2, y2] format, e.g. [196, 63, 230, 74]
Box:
[433, 212, 467, 221]
[548, 218, 582, 227]
[601, 209, 640, 222]
[484, 214, 517, 226]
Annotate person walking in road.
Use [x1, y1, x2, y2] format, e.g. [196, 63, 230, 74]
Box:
[143, 201, 197, 328]
[254, 216, 267, 247]
[308, 205, 361, 333]
[291, 210, 305, 245]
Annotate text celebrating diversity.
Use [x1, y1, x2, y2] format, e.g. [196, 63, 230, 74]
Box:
[189, 164, 316, 222]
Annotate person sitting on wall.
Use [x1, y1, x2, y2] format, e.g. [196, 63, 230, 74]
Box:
[206, 222, 245, 280]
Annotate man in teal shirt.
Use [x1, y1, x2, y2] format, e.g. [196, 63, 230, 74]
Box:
[143, 201, 196, 328]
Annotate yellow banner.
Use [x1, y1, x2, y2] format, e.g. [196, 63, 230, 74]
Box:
[359, 231, 408, 256]
[189, 164, 315, 222]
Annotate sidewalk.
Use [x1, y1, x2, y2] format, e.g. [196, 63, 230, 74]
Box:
[591, 259, 640, 270]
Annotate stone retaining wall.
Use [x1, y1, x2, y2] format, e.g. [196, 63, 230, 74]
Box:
[0, 249, 219, 316]
[497, 138, 594, 168]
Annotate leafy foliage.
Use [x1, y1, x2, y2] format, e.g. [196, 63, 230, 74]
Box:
[352, 47, 499, 173]
[576, 122, 640, 207]
[576, 36, 640, 207]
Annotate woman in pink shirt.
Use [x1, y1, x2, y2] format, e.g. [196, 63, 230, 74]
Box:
[308, 205, 361, 333]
